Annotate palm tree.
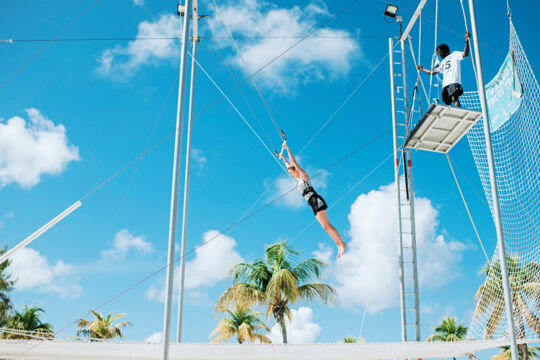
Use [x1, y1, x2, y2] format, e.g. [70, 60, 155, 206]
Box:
[216, 241, 336, 343]
[427, 317, 468, 342]
[427, 317, 468, 360]
[210, 306, 271, 344]
[474, 257, 540, 360]
[343, 335, 365, 343]
[343, 335, 357, 343]
[77, 311, 131, 340]
[1, 306, 54, 340]
[0, 247, 14, 328]
[492, 345, 540, 360]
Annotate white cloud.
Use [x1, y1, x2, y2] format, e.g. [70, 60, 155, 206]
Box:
[132, 0, 144, 7]
[97, 14, 180, 77]
[191, 148, 207, 172]
[0, 211, 14, 230]
[207, 0, 361, 92]
[271, 165, 329, 209]
[312, 242, 333, 265]
[0, 109, 79, 188]
[145, 230, 243, 302]
[333, 183, 466, 313]
[7, 247, 81, 298]
[145, 331, 162, 343]
[102, 229, 153, 259]
[269, 307, 321, 344]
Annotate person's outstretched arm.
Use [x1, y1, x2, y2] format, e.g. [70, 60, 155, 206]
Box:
[417, 64, 438, 75]
[463, 32, 471, 58]
[283, 142, 309, 181]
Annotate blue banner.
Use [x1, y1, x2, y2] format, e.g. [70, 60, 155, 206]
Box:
[485, 52, 523, 132]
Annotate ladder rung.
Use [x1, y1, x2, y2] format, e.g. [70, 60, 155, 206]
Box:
[404, 292, 415, 295]
[394, 73, 402, 77]
[405, 308, 417, 311]
[406, 323, 419, 326]
[394, 62, 402, 65]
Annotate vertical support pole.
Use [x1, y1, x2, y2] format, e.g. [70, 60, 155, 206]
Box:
[468, 1, 518, 359]
[162, 1, 191, 359]
[389, 37, 407, 342]
[176, 0, 199, 343]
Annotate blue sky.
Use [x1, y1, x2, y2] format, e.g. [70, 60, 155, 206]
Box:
[1, 0, 539, 353]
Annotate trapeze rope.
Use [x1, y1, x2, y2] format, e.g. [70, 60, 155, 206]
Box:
[209, 43, 277, 152]
[210, 0, 283, 142]
[189, 52, 289, 174]
[446, 153, 490, 263]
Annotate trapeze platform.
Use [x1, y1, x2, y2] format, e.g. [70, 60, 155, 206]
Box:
[404, 103, 482, 153]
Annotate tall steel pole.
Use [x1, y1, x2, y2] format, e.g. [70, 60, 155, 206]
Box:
[468, 1, 518, 359]
[162, 1, 191, 359]
[176, 0, 199, 343]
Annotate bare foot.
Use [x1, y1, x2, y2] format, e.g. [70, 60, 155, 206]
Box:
[337, 242, 348, 258]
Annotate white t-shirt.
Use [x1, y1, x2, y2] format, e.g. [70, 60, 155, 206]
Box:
[434, 51, 464, 88]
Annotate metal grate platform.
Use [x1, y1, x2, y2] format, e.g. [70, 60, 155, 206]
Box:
[404, 104, 482, 153]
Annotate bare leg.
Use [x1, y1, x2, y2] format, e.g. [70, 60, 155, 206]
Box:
[315, 210, 347, 258]
[453, 95, 461, 107]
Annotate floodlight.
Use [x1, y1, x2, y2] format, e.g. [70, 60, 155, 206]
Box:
[177, 4, 185, 16]
[384, 4, 398, 18]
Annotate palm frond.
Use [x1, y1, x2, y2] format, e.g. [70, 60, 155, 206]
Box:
[298, 283, 337, 304]
[267, 268, 299, 303]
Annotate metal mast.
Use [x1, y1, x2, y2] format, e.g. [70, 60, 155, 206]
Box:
[176, 0, 200, 343]
[389, 33, 421, 342]
[468, 0, 518, 359]
[162, 1, 191, 359]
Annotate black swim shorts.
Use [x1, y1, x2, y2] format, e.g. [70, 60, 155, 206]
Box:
[441, 83, 463, 105]
[307, 194, 328, 215]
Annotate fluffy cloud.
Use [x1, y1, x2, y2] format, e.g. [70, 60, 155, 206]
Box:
[207, 0, 361, 92]
[0, 211, 14, 230]
[312, 242, 333, 265]
[7, 247, 81, 298]
[102, 229, 153, 259]
[97, 14, 180, 77]
[0, 109, 79, 188]
[271, 165, 329, 209]
[132, 0, 144, 6]
[333, 183, 466, 313]
[145, 230, 243, 301]
[191, 148, 207, 172]
[269, 307, 321, 343]
[145, 331, 162, 343]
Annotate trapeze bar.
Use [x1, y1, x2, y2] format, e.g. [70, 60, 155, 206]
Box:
[404, 103, 482, 154]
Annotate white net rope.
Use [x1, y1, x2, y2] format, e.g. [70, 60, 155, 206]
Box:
[462, 21, 540, 340]
[0, 338, 512, 360]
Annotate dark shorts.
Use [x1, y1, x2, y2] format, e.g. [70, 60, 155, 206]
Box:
[442, 83, 463, 105]
[307, 193, 328, 215]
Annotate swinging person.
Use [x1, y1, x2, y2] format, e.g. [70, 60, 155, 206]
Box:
[277, 141, 347, 258]
[417, 32, 471, 107]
